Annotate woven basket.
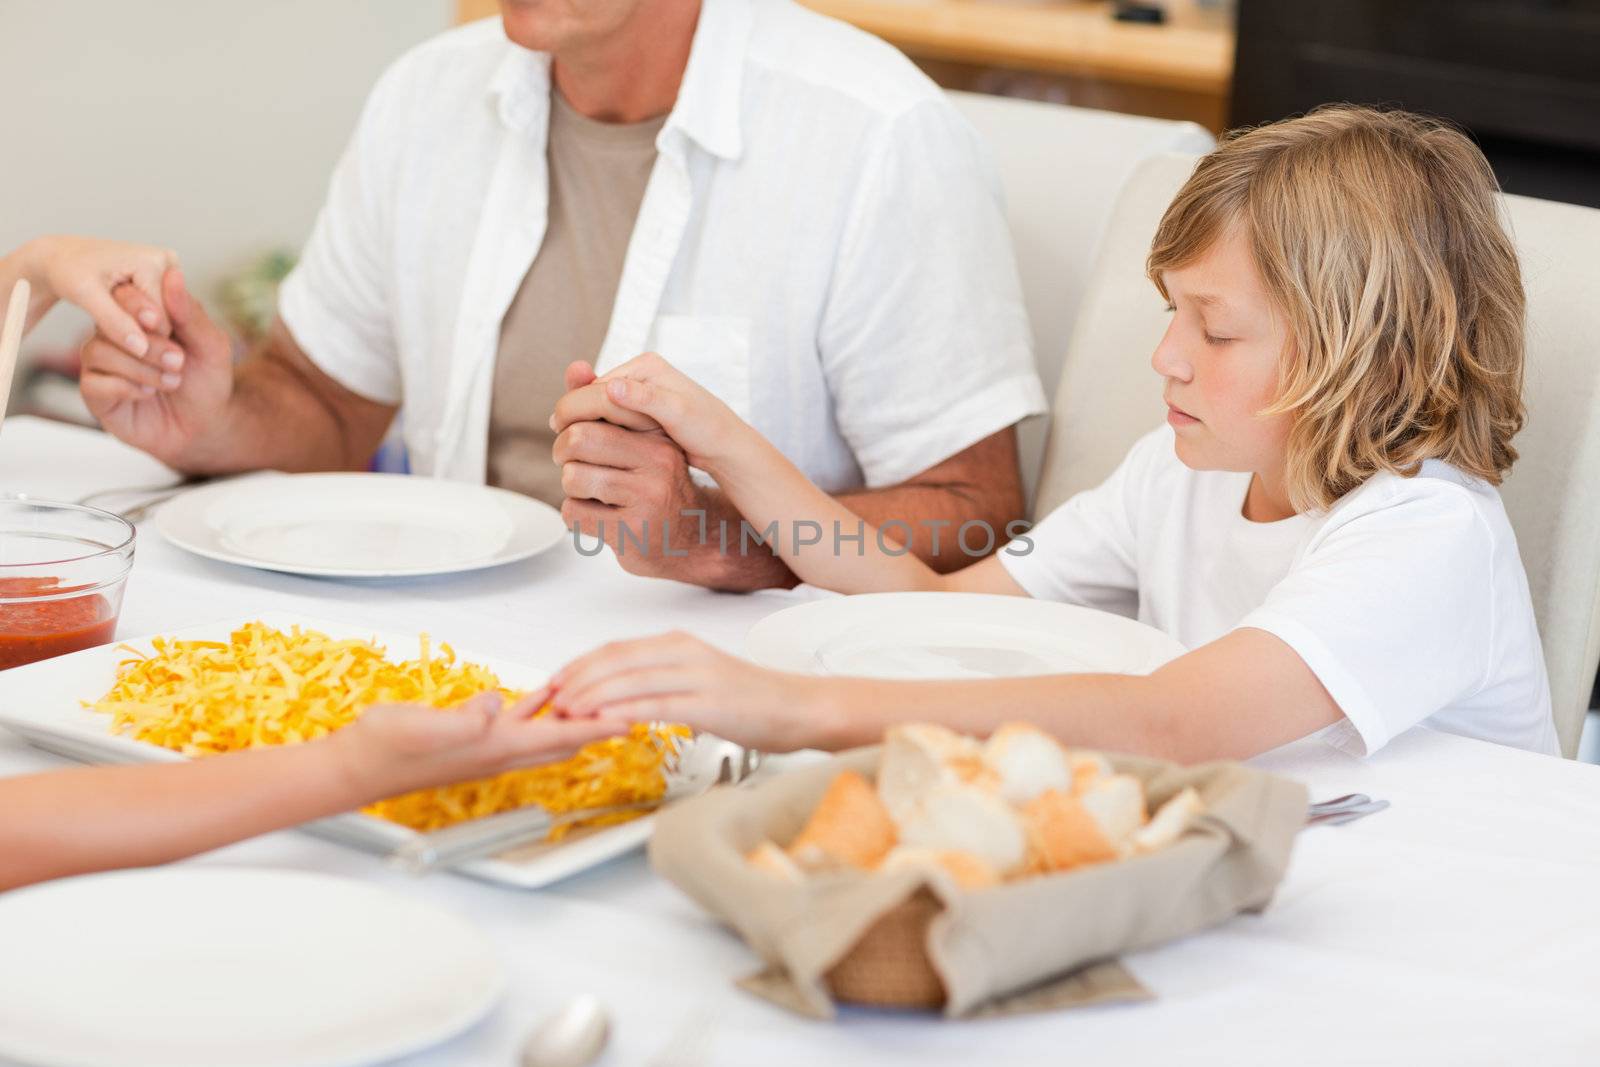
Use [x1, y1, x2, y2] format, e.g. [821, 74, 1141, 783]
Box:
[824, 890, 946, 1009]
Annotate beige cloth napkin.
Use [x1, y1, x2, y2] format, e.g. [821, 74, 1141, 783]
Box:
[650, 746, 1308, 1019]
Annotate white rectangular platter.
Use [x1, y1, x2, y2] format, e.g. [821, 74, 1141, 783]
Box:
[0, 612, 731, 889]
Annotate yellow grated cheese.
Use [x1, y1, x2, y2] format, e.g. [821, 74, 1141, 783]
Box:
[87, 621, 688, 835]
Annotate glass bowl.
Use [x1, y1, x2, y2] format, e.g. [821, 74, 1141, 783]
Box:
[0, 497, 135, 670]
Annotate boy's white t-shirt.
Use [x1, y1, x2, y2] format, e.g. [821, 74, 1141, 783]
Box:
[999, 425, 1558, 757]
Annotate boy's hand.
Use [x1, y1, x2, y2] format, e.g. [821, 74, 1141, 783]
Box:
[334, 692, 627, 800]
[546, 632, 833, 753]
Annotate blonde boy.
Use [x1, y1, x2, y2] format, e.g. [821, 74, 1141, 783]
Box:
[543, 106, 1557, 762]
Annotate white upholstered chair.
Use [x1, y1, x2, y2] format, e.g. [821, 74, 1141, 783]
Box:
[1032, 152, 1600, 757]
[946, 92, 1214, 506]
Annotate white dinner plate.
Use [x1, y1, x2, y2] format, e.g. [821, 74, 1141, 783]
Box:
[0, 612, 739, 890]
[745, 592, 1186, 679]
[155, 472, 568, 578]
[0, 867, 503, 1067]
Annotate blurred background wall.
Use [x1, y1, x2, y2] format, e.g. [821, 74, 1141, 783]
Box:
[0, 0, 452, 368]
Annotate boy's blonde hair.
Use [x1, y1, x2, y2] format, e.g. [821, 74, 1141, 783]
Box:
[1147, 105, 1526, 511]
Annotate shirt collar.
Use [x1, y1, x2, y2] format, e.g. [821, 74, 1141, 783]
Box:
[486, 0, 750, 162]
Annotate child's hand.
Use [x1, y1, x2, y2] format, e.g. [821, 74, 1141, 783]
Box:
[547, 632, 831, 753]
[332, 692, 627, 800]
[551, 353, 749, 476]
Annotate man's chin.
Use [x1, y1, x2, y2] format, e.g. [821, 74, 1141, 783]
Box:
[499, 16, 558, 52]
[497, 3, 571, 52]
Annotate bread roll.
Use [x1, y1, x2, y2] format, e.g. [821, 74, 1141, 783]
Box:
[1129, 787, 1203, 854]
[1020, 789, 1119, 871]
[877, 723, 995, 821]
[788, 769, 899, 871]
[746, 840, 805, 883]
[894, 782, 1027, 875]
[880, 846, 1001, 891]
[1078, 773, 1147, 847]
[1067, 750, 1114, 796]
[982, 722, 1071, 805]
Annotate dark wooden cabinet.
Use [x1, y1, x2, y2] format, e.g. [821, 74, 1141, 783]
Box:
[1231, 1, 1600, 206]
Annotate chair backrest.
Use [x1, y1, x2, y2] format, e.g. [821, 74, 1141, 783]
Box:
[1036, 152, 1600, 757]
[946, 92, 1213, 506]
[1033, 153, 1195, 513]
[1496, 191, 1600, 756]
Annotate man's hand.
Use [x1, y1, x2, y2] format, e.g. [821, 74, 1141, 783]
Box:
[554, 411, 722, 579]
[551, 353, 747, 473]
[552, 355, 796, 589]
[79, 268, 235, 467]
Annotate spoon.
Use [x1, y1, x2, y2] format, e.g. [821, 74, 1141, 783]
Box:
[521, 994, 610, 1067]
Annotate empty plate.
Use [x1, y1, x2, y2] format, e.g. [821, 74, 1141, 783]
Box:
[0, 867, 504, 1067]
[155, 472, 567, 578]
[745, 592, 1186, 679]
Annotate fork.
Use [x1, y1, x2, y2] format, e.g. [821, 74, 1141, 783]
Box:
[1305, 792, 1390, 827]
[390, 751, 748, 875]
[75, 479, 201, 521]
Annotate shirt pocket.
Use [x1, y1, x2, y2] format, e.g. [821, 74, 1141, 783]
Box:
[646, 315, 754, 426]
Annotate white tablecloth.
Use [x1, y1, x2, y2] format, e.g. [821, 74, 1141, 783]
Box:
[3, 416, 1598, 1067]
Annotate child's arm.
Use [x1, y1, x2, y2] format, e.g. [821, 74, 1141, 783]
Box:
[0, 694, 622, 891]
[553, 354, 1027, 597]
[550, 628, 1343, 763]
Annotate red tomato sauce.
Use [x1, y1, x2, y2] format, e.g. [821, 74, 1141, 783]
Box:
[0, 577, 117, 669]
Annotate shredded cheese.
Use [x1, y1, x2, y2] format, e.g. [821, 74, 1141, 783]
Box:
[89, 621, 687, 835]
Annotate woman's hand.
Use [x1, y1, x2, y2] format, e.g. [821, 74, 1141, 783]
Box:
[331, 692, 627, 800]
[546, 632, 841, 752]
[13, 236, 176, 353]
[550, 353, 754, 477]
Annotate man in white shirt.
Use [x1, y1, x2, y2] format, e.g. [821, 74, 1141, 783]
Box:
[78, 0, 1046, 590]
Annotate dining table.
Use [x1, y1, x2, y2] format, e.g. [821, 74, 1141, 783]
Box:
[2, 413, 1598, 1067]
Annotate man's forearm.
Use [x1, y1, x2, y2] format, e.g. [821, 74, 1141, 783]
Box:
[836, 479, 1022, 573]
[170, 323, 393, 475]
[693, 465, 1023, 591]
[691, 428, 1027, 591]
[680, 487, 801, 591]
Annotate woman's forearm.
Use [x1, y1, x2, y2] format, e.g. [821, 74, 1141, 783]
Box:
[0, 742, 367, 891]
[1, 240, 61, 334]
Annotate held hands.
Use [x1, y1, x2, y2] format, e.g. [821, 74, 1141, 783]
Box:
[545, 632, 829, 753]
[550, 355, 757, 583]
[78, 268, 235, 466]
[550, 352, 745, 475]
[331, 691, 627, 801]
[16, 235, 176, 350]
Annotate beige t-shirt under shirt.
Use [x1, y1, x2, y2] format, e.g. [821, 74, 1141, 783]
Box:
[486, 91, 666, 505]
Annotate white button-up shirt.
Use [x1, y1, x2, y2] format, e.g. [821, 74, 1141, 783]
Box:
[279, 0, 1045, 492]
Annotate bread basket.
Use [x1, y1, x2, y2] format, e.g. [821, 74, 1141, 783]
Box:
[650, 746, 1307, 1019]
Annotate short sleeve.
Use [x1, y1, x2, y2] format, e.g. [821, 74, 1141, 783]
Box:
[1238, 486, 1496, 756]
[276, 58, 410, 405]
[819, 99, 1046, 488]
[998, 429, 1167, 613]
